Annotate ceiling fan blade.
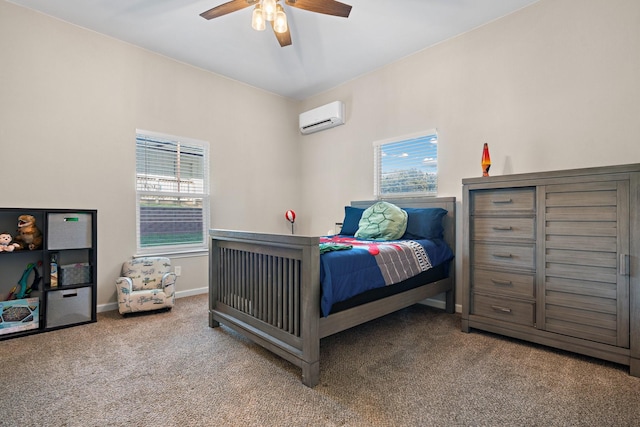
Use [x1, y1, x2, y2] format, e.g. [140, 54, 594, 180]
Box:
[271, 22, 292, 47]
[285, 0, 351, 18]
[200, 0, 258, 20]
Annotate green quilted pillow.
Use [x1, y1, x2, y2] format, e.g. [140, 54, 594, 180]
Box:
[355, 201, 408, 240]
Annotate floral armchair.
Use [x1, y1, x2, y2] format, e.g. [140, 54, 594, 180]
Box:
[116, 257, 176, 315]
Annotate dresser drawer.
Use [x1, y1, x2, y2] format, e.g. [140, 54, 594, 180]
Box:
[472, 294, 535, 326]
[471, 188, 535, 214]
[472, 268, 535, 298]
[472, 217, 535, 241]
[472, 242, 535, 270]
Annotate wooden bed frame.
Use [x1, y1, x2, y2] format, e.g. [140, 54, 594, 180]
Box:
[208, 197, 456, 387]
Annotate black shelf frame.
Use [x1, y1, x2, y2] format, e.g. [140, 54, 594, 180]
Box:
[0, 208, 97, 340]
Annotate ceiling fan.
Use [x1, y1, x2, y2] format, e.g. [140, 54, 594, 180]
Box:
[200, 0, 352, 47]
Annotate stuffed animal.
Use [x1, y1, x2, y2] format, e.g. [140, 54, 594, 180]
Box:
[0, 232, 15, 252]
[12, 215, 43, 251]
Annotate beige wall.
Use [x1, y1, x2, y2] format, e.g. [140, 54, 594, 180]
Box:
[299, 0, 640, 302]
[0, 2, 301, 310]
[2, 0, 639, 310]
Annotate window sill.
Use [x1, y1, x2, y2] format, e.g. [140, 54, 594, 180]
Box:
[134, 249, 208, 259]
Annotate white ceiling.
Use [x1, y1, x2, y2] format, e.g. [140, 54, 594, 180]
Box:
[8, 0, 540, 100]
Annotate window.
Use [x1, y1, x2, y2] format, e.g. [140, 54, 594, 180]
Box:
[373, 130, 438, 198]
[135, 130, 210, 254]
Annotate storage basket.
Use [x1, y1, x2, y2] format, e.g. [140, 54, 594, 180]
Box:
[47, 213, 92, 250]
[59, 263, 91, 286]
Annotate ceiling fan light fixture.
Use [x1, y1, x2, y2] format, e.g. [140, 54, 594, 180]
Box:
[251, 4, 266, 31]
[262, 0, 277, 22]
[273, 4, 288, 34]
[199, 0, 352, 48]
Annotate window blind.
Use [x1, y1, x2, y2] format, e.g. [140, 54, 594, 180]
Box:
[373, 130, 438, 197]
[135, 131, 210, 253]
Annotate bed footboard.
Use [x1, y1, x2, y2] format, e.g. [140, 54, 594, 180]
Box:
[209, 230, 322, 386]
[209, 197, 456, 387]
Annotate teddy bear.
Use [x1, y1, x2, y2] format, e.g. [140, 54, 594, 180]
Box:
[12, 214, 43, 250]
[0, 232, 15, 252]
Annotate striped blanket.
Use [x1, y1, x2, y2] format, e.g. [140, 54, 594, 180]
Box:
[319, 236, 432, 286]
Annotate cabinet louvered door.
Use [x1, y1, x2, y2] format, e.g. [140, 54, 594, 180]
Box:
[541, 180, 630, 347]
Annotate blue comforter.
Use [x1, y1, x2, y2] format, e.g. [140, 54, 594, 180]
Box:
[319, 236, 454, 317]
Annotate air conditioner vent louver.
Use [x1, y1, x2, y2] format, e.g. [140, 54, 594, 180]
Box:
[302, 119, 332, 130]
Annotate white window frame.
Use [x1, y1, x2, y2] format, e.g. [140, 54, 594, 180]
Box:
[373, 129, 438, 198]
[135, 130, 210, 256]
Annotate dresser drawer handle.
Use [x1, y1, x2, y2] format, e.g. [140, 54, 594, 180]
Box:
[492, 226, 513, 231]
[491, 198, 513, 204]
[491, 305, 512, 313]
[491, 279, 513, 286]
[492, 253, 513, 258]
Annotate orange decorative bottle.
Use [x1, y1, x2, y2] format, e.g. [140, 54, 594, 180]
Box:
[481, 143, 491, 177]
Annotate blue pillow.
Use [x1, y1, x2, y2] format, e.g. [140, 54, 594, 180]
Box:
[340, 206, 364, 236]
[402, 207, 448, 240]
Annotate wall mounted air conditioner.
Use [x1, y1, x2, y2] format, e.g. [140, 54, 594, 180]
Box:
[299, 101, 345, 135]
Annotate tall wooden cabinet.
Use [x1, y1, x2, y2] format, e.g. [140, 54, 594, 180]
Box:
[462, 164, 639, 377]
[0, 208, 97, 340]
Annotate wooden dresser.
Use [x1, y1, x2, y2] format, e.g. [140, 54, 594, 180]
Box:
[461, 164, 639, 376]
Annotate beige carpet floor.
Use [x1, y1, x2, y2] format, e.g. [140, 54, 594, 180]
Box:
[1, 294, 639, 426]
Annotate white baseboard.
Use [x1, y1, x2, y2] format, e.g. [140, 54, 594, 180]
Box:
[418, 297, 462, 313]
[99, 289, 462, 314]
[98, 302, 119, 313]
[176, 286, 208, 298]
[97, 286, 208, 313]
